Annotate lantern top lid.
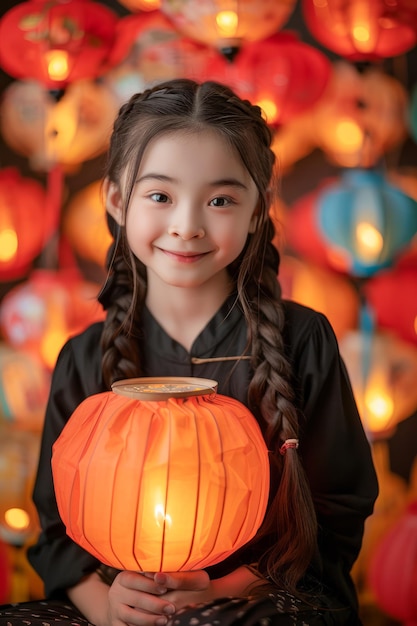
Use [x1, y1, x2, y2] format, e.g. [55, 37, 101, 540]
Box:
[112, 377, 218, 401]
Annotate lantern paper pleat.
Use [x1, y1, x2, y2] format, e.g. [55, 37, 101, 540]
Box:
[52, 391, 270, 572]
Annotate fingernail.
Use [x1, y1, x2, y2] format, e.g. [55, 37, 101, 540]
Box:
[156, 586, 167, 594]
[163, 604, 175, 615]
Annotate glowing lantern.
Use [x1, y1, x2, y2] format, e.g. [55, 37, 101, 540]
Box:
[64, 181, 112, 268]
[103, 11, 217, 105]
[317, 169, 417, 277]
[313, 63, 407, 168]
[368, 502, 417, 623]
[339, 331, 396, 438]
[0, 270, 104, 370]
[0, 426, 40, 546]
[0, 0, 118, 89]
[285, 179, 338, 270]
[0, 168, 54, 281]
[279, 255, 359, 339]
[364, 266, 417, 346]
[302, 0, 417, 61]
[52, 378, 270, 572]
[117, 0, 161, 10]
[283, 62, 408, 168]
[202, 32, 331, 126]
[160, 0, 296, 56]
[0, 345, 50, 432]
[0, 80, 118, 172]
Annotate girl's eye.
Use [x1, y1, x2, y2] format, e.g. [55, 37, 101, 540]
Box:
[210, 196, 232, 208]
[150, 192, 169, 203]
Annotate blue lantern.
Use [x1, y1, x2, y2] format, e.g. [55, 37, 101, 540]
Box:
[317, 169, 417, 277]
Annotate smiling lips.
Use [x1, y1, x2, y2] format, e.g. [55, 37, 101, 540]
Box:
[158, 248, 211, 263]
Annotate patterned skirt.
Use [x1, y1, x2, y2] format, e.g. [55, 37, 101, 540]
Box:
[0, 592, 360, 626]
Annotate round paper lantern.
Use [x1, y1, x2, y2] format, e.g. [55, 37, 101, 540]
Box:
[279, 256, 359, 339]
[368, 502, 417, 623]
[52, 378, 270, 572]
[0, 80, 118, 172]
[364, 266, 417, 346]
[104, 11, 217, 104]
[0, 270, 105, 370]
[317, 169, 417, 277]
[160, 0, 296, 55]
[0, 0, 118, 89]
[0, 345, 50, 432]
[302, 0, 417, 61]
[63, 181, 112, 267]
[0, 168, 54, 281]
[0, 426, 40, 547]
[201, 32, 331, 126]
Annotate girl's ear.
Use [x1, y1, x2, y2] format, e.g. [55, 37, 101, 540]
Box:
[105, 179, 124, 225]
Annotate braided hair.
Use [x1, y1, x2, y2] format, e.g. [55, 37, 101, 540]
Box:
[99, 79, 317, 594]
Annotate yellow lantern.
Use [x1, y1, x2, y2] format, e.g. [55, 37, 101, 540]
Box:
[52, 378, 270, 572]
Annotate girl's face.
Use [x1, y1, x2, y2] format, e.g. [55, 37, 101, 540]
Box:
[107, 129, 259, 294]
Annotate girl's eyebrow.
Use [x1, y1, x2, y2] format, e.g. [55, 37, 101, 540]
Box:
[136, 173, 249, 190]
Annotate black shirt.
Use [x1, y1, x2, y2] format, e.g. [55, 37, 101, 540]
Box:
[28, 298, 378, 611]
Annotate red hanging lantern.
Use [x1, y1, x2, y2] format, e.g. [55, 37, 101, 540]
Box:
[52, 378, 270, 572]
[202, 32, 331, 126]
[364, 266, 417, 346]
[0, 168, 54, 281]
[0, 0, 118, 89]
[160, 0, 296, 57]
[368, 502, 417, 624]
[302, 0, 417, 61]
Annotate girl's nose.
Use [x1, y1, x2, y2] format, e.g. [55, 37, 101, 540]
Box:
[167, 207, 205, 240]
[167, 225, 205, 240]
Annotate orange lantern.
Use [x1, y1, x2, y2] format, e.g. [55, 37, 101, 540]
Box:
[302, 0, 417, 61]
[0, 80, 118, 172]
[279, 255, 359, 339]
[52, 378, 270, 572]
[63, 181, 112, 268]
[0, 168, 54, 281]
[117, 0, 161, 10]
[160, 0, 296, 56]
[0, 0, 118, 89]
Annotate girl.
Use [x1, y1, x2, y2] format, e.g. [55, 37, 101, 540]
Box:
[1, 79, 378, 626]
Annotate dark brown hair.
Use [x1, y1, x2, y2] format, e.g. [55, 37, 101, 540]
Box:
[99, 79, 317, 594]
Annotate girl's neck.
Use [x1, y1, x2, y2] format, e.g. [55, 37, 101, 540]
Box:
[145, 276, 232, 352]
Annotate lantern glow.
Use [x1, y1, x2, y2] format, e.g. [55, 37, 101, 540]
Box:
[52, 378, 270, 572]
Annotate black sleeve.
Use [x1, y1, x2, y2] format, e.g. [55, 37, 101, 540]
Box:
[28, 325, 105, 598]
[288, 306, 379, 605]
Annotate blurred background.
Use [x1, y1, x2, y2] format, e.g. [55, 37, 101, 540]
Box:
[0, 1, 416, 624]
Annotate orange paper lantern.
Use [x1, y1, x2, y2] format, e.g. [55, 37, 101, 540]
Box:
[52, 378, 270, 572]
[160, 0, 296, 55]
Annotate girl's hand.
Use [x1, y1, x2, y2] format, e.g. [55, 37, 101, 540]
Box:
[107, 570, 178, 626]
